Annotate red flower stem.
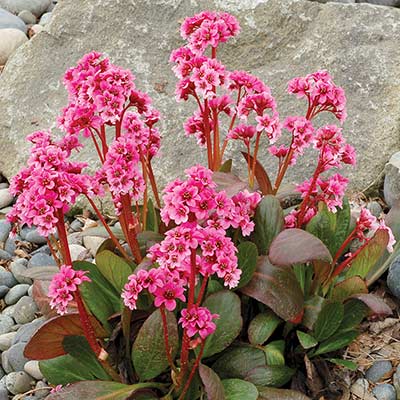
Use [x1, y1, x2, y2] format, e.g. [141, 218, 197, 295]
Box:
[160, 306, 178, 374]
[85, 195, 132, 262]
[100, 125, 108, 156]
[211, 46, 217, 59]
[272, 144, 294, 195]
[178, 341, 205, 400]
[250, 132, 262, 188]
[246, 141, 252, 185]
[46, 237, 61, 267]
[212, 108, 221, 170]
[141, 156, 149, 231]
[331, 227, 357, 266]
[145, 159, 161, 209]
[195, 274, 209, 306]
[203, 99, 213, 170]
[89, 129, 105, 164]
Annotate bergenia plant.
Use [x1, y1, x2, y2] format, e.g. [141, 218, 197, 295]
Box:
[7, 10, 398, 400]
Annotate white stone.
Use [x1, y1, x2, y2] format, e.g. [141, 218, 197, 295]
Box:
[0, 0, 51, 17]
[24, 360, 43, 380]
[0, 332, 17, 351]
[0, 29, 27, 65]
[39, 11, 51, 26]
[17, 10, 37, 25]
[83, 236, 106, 257]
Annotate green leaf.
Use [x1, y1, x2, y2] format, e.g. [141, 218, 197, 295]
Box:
[144, 198, 159, 233]
[202, 291, 242, 358]
[222, 379, 258, 400]
[198, 364, 226, 400]
[302, 296, 325, 330]
[264, 340, 285, 366]
[328, 358, 357, 371]
[62, 336, 111, 381]
[346, 229, 389, 279]
[306, 203, 337, 255]
[95, 250, 134, 292]
[236, 242, 258, 289]
[132, 309, 178, 381]
[219, 159, 233, 173]
[257, 387, 311, 400]
[137, 231, 164, 253]
[213, 345, 294, 387]
[333, 197, 351, 255]
[340, 299, 369, 330]
[312, 329, 359, 356]
[248, 311, 281, 345]
[207, 279, 224, 296]
[72, 261, 121, 331]
[240, 256, 304, 321]
[44, 381, 165, 400]
[331, 276, 368, 303]
[241, 152, 273, 195]
[297, 331, 318, 349]
[269, 229, 332, 266]
[313, 301, 344, 341]
[252, 195, 284, 255]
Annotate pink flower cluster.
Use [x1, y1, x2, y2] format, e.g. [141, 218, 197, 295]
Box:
[288, 70, 347, 123]
[179, 306, 218, 339]
[48, 265, 91, 315]
[8, 131, 89, 236]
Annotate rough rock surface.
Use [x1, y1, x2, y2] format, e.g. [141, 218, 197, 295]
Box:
[0, 0, 399, 194]
[0, 29, 28, 65]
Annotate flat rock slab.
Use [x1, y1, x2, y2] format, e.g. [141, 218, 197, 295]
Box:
[0, 0, 399, 195]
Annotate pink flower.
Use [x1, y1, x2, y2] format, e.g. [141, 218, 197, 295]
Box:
[48, 265, 90, 315]
[179, 305, 219, 339]
[154, 282, 186, 311]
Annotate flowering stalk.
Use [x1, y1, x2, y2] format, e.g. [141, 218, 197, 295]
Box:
[160, 306, 178, 374]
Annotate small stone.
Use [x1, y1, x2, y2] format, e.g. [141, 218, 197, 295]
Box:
[0, 0, 52, 17]
[372, 384, 397, 400]
[0, 249, 11, 260]
[360, 0, 400, 6]
[12, 318, 45, 345]
[0, 266, 17, 288]
[0, 219, 11, 243]
[10, 260, 32, 285]
[0, 285, 9, 298]
[24, 228, 47, 245]
[0, 331, 16, 351]
[28, 23, 43, 37]
[67, 232, 83, 245]
[5, 284, 30, 305]
[1, 352, 12, 374]
[365, 360, 393, 383]
[384, 152, 400, 208]
[27, 253, 56, 268]
[0, 188, 13, 208]
[5, 371, 32, 395]
[393, 364, 400, 395]
[24, 361, 43, 380]
[34, 380, 49, 399]
[83, 236, 106, 257]
[0, 366, 3, 380]
[0, 388, 7, 400]
[5, 235, 20, 256]
[69, 244, 89, 261]
[0, 8, 26, 32]
[17, 10, 36, 24]
[0, 315, 14, 335]
[387, 256, 400, 299]
[39, 11, 51, 25]
[12, 296, 38, 324]
[2, 304, 16, 318]
[69, 218, 84, 232]
[5, 342, 29, 371]
[30, 245, 51, 256]
[27, 285, 33, 296]
[350, 378, 375, 400]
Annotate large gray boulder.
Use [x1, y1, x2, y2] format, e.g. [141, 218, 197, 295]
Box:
[0, 0, 399, 197]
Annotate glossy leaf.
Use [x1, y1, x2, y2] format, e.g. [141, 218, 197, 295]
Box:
[297, 331, 318, 349]
[222, 379, 258, 400]
[311, 260, 332, 288]
[202, 291, 242, 358]
[44, 381, 164, 400]
[219, 159, 232, 173]
[351, 293, 392, 317]
[328, 358, 357, 371]
[72, 261, 121, 331]
[236, 242, 258, 289]
[198, 364, 226, 400]
[31, 279, 59, 318]
[24, 313, 107, 360]
[213, 172, 248, 197]
[264, 340, 285, 366]
[95, 250, 134, 292]
[331, 276, 368, 303]
[257, 387, 311, 400]
[248, 311, 281, 345]
[340, 299, 369, 330]
[313, 301, 344, 341]
[240, 256, 304, 321]
[332, 197, 351, 255]
[346, 229, 389, 279]
[269, 229, 332, 266]
[132, 308, 178, 381]
[302, 296, 325, 330]
[252, 195, 284, 255]
[144, 199, 159, 233]
[241, 152, 272, 195]
[312, 329, 359, 356]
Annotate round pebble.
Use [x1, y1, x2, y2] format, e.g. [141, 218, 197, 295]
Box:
[27, 253, 56, 268]
[5, 284, 30, 305]
[0, 286, 10, 299]
[5, 342, 29, 371]
[372, 383, 397, 400]
[0, 8, 26, 32]
[24, 361, 43, 380]
[365, 360, 393, 382]
[0, 188, 13, 209]
[9, 260, 32, 285]
[0, 220, 11, 243]
[39, 11, 51, 25]
[17, 10, 37, 24]
[83, 235, 106, 257]
[0, 249, 11, 260]
[4, 235, 20, 256]
[0, 315, 14, 335]
[0, 332, 16, 351]
[5, 371, 32, 395]
[12, 318, 45, 345]
[0, 266, 17, 288]
[12, 296, 38, 325]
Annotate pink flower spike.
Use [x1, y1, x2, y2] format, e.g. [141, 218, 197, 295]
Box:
[154, 282, 186, 311]
[179, 305, 219, 339]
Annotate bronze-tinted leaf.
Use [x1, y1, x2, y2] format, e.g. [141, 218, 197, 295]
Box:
[331, 276, 368, 303]
[199, 364, 226, 400]
[257, 387, 311, 400]
[241, 152, 272, 195]
[351, 293, 392, 317]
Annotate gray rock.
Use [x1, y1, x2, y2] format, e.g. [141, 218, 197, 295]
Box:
[27, 253, 56, 268]
[350, 378, 375, 400]
[39, 11, 51, 25]
[0, 331, 16, 351]
[4, 284, 30, 305]
[0, 0, 51, 17]
[28, 23, 43, 36]
[0, 285, 9, 298]
[12, 296, 38, 324]
[372, 384, 397, 400]
[46, 1, 57, 12]
[0, 188, 13, 209]
[69, 243, 89, 261]
[34, 380, 49, 399]
[367, 201, 383, 218]
[0, 315, 14, 335]
[358, 0, 400, 6]
[0, 0, 400, 200]
[1, 352, 12, 374]
[0, 219, 11, 243]
[365, 360, 393, 382]
[0, 266, 17, 287]
[2, 304, 16, 318]
[67, 232, 83, 245]
[9, 260, 32, 285]
[5, 371, 32, 394]
[24, 361, 43, 380]
[5, 342, 29, 371]
[0, 388, 7, 400]
[0, 8, 26, 32]
[30, 245, 51, 256]
[393, 364, 400, 397]
[17, 10, 36, 24]
[20, 226, 47, 245]
[0, 183, 8, 189]
[69, 219, 84, 232]
[5, 235, 20, 256]
[384, 152, 400, 208]
[387, 256, 400, 299]
[0, 367, 3, 380]
[27, 285, 33, 296]
[83, 236, 106, 257]
[12, 318, 45, 345]
[0, 249, 11, 260]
